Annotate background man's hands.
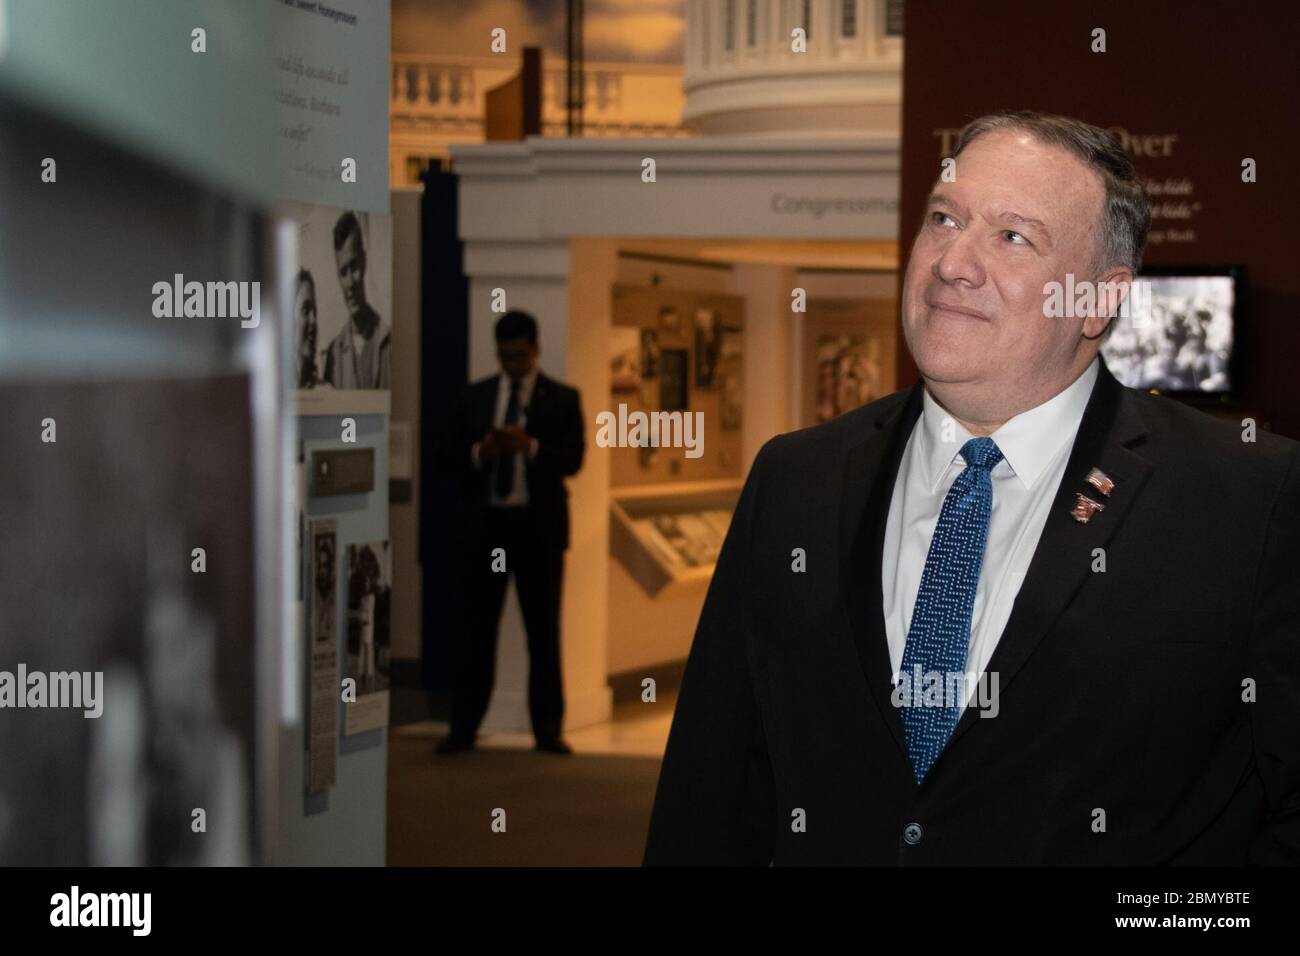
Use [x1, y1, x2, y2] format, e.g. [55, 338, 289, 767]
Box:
[477, 428, 503, 460]
[495, 424, 532, 452]
[478, 425, 531, 459]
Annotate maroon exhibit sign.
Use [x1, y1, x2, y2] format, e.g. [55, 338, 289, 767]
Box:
[897, 0, 1299, 437]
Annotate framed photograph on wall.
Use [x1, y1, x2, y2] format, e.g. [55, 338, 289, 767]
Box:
[641, 328, 660, 378]
[343, 540, 391, 735]
[308, 517, 339, 793]
[694, 308, 720, 387]
[283, 201, 394, 416]
[610, 325, 641, 392]
[800, 299, 896, 428]
[660, 348, 689, 411]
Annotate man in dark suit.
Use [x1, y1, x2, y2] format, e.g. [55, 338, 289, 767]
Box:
[644, 111, 1300, 865]
[437, 310, 585, 755]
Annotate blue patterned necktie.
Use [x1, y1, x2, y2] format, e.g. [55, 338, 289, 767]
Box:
[899, 436, 1004, 783]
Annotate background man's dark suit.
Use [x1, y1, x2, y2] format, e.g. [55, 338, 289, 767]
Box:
[643, 358, 1300, 864]
[442, 371, 584, 743]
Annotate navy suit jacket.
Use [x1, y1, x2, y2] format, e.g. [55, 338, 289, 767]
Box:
[440, 371, 585, 551]
[644, 357, 1300, 865]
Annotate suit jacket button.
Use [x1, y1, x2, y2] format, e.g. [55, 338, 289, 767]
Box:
[903, 823, 924, 846]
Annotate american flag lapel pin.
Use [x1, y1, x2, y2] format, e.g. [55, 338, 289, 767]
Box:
[1071, 493, 1105, 524]
[1085, 467, 1115, 497]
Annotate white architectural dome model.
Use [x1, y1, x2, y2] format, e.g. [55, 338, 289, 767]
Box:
[682, 0, 902, 137]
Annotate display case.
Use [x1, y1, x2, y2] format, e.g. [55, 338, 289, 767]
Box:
[610, 479, 743, 598]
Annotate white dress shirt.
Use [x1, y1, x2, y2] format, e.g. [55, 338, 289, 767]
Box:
[881, 356, 1099, 708]
[471, 368, 540, 507]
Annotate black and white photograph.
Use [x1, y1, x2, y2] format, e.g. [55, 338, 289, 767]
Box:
[286, 202, 394, 393]
[1101, 273, 1235, 393]
[0, 379, 256, 866]
[311, 522, 338, 652]
[346, 541, 392, 699]
[308, 518, 339, 792]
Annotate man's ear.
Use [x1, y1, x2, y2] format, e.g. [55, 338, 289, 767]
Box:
[1083, 266, 1134, 340]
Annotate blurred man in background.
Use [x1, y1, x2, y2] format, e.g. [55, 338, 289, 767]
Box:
[438, 310, 585, 755]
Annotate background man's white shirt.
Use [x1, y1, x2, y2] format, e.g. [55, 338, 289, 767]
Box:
[882, 356, 1099, 708]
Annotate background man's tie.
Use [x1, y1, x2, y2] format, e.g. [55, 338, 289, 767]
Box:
[899, 436, 1004, 783]
[493, 378, 522, 499]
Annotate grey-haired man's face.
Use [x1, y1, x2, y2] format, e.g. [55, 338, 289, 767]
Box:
[901, 129, 1111, 394]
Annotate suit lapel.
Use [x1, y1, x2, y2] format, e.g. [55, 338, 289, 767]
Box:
[527, 371, 549, 423]
[840, 384, 924, 767]
[476, 375, 500, 436]
[942, 357, 1154, 752]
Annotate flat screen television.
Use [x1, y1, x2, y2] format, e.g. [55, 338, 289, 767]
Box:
[1100, 266, 1241, 395]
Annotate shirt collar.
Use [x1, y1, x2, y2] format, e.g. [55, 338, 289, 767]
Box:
[916, 356, 1099, 493]
[502, 367, 540, 397]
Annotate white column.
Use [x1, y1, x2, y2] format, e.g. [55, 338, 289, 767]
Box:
[811, 0, 823, 59]
[773, 0, 789, 58]
[691, 1, 703, 71]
